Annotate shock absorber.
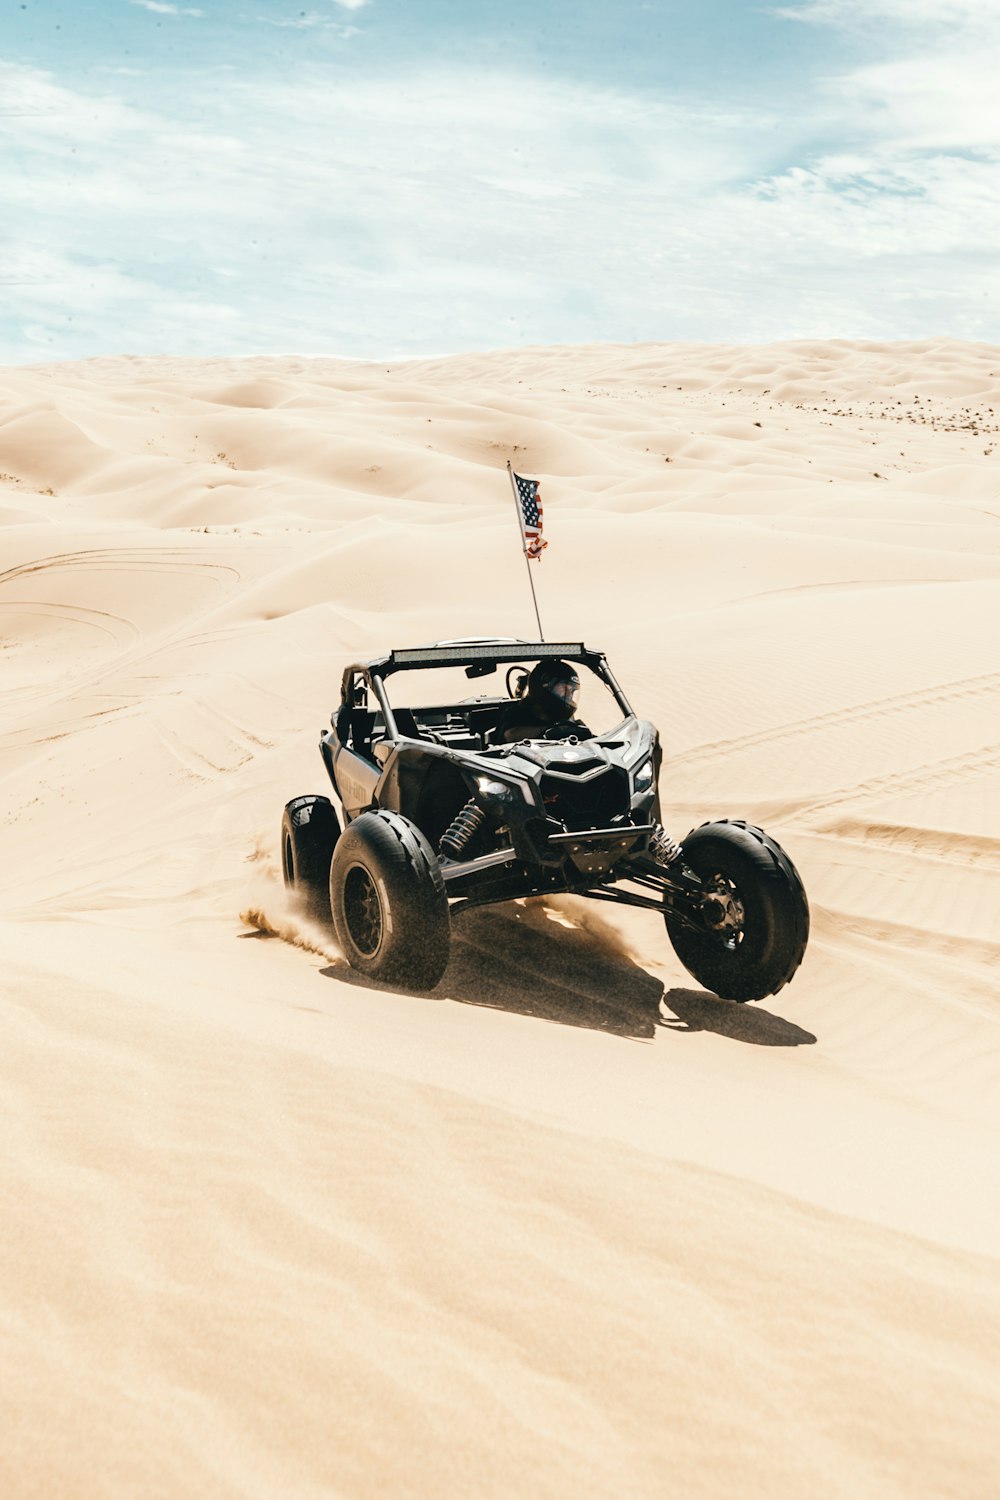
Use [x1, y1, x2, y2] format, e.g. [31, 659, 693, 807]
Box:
[650, 824, 684, 866]
[439, 799, 486, 860]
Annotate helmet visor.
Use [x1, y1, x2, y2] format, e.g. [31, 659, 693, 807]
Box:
[550, 675, 579, 713]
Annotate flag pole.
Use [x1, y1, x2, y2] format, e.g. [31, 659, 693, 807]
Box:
[506, 460, 545, 641]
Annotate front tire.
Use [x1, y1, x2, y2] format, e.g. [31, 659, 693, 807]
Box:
[281, 795, 339, 926]
[330, 810, 450, 990]
[665, 820, 809, 1002]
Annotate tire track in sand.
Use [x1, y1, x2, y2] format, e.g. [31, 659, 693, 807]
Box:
[812, 817, 1000, 873]
[0, 546, 245, 717]
[788, 739, 1000, 821]
[677, 669, 1000, 766]
[0, 546, 241, 590]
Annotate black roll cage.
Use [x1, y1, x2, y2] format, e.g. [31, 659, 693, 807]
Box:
[339, 640, 634, 739]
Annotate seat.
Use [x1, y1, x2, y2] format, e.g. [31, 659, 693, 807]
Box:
[391, 708, 431, 742]
[465, 705, 504, 747]
[349, 708, 377, 760]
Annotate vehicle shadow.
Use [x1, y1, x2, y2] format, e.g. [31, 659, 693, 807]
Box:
[319, 904, 663, 1039]
[660, 988, 816, 1046]
[318, 902, 814, 1046]
[438, 904, 665, 1039]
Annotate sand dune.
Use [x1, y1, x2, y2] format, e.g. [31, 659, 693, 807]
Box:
[2, 340, 999, 1497]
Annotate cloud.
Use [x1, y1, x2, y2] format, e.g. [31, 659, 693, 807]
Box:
[776, 0, 1000, 153]
[0, 58, 150, 139]
[777, 1, 988, 26]
[259, 11, 360, 31]
[129, 1, 205, 15]
[1, 43, 998, 363]
[844, 55, 1000, 152]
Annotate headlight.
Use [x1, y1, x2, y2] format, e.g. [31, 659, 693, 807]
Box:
[632, 758, 654, 794]
[476, 775, 513, 799]
[475, 774, 534, 804]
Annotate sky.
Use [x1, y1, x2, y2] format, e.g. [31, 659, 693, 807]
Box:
[2, 0, 999, 362]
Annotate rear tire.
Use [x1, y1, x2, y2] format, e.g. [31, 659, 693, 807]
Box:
[281, 795, 340, 926]
[330, 810, 450, 990]
[665, 820, 809, 1002]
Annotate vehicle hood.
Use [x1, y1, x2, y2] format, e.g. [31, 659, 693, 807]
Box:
[478, 716, 655, 778]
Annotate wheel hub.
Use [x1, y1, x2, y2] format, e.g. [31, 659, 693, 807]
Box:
[700, 876, 745, 946]
[343, 865, 383, 956]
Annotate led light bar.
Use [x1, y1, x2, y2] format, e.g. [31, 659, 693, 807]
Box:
[388, 642, 588, 670]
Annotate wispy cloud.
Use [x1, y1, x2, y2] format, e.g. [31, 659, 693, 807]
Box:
[778, 2, 1000, 151]
[777, 1, 988, 26]
[129, 1, 205, 17]
[2, 9, 999, 365]
[259, 11, 360, 32]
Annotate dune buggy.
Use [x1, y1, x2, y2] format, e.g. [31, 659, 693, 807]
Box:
[281, 638, 809, 999]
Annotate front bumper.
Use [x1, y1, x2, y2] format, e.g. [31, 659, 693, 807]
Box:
[545, 823, 655, 876]
[439, 818, 656, 896]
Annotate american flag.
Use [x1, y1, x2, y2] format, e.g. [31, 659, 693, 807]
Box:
[513, 470, 548, 561]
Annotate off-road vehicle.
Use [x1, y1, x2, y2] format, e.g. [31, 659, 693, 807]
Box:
[281, 638, 809, 998]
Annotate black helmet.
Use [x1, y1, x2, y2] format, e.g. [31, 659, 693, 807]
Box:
[526, 658, 581, 723]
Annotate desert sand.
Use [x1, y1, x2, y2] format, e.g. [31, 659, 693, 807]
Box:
[1, 340, 998, 1498]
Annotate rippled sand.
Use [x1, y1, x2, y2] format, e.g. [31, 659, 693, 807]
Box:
[2, 340, 998, 1498]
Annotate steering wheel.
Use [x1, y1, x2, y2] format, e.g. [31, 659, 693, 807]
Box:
[540, 723, 579, 742]
[505, 665, 528, 699]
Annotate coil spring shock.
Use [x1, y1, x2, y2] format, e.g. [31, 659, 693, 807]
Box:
[650, 824, 684, 866]
[439, 799, 486, 861]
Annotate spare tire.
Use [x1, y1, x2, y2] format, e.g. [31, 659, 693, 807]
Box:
[330, 810, 451, 990]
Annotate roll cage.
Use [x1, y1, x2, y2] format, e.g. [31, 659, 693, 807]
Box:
[337, 638, 634, 743]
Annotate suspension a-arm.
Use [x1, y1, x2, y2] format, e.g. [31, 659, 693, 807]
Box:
[578, 858, 708, 932]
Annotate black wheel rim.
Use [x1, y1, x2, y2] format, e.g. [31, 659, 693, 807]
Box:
[343, 865, 383, 957]
[282, 832, 294, 888]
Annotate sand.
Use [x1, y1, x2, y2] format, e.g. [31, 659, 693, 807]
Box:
[1, 339, 998, 1498]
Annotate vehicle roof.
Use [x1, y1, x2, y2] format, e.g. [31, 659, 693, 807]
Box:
[351, 638, 604, 676]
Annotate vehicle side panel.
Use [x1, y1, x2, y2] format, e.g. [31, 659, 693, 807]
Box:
[332, 744, 381, 818]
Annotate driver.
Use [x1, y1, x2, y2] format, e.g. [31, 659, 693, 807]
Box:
[493, 658, 592, 744]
